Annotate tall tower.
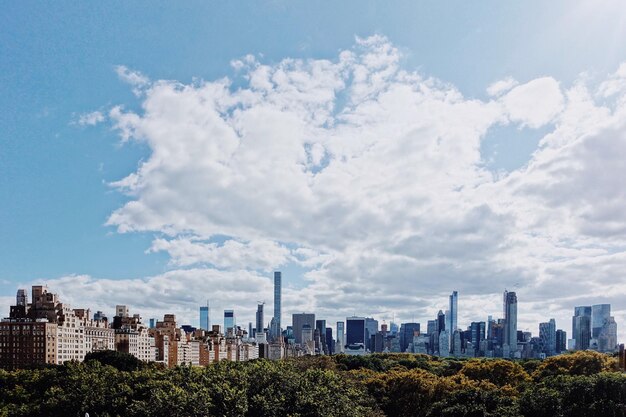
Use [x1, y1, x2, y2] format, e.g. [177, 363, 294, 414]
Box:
[199, 301, 210, 330]
[273, 271, 282, 339]
[256, 303, 264, 335]
[503, 291, 518, 354]
[449, 291, 458, 353]
[572, 306, 592, 350]
[449, 291, 458, 333]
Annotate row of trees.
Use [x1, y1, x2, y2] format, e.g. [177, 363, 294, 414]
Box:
[0, 351, 623, 416]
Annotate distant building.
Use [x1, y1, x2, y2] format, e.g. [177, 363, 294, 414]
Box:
[336, 321, 345, 353]
[399, 323, 420, 353]
[292, 313, 315, 345]
[572, 306, 592, 350]
[199, 304, 209, 330]
[504, 291, 518, 355]
[556, 329, 567, 353]
[273, 272, 282, 340]
[346, 317, 366, 347]
[224, 310, 235, 333]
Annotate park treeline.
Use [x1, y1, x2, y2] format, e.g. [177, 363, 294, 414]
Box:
[0, 350, 625, 417]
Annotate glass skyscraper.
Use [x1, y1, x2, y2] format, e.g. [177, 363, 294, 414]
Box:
[273, 271, 281, 339]
[224, 309, 235, 332]
[503, 290, 518, 353]
[346, 316, 366, 346]
[199, 305, 209, 330]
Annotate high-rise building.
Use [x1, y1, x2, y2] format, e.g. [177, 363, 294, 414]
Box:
[336, 321, 345, 353]
[449, 291, 458, 333]
[399, 323, 420, 353]
[470, 321, 486, 354]
[256, 303, 264, 335]
[292, 313, 316, 345]
[503, 291, 518, 354]
[224, 310, 235, 333]
[572, 306, 592, 350]
[273, 271, 281, 339]
[556, 329, 567, 353]
[539, 319, 556, 356]
[325, 327, 334, 354]
[199, 304, 209, 330]
[592, 304, 611, 339]
[346, 316, 366, 346]
[365, 318, 379, 351]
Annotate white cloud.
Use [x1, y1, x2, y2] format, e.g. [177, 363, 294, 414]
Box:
[115, 65, 150, 96]
[54, 37, 626, 342]
[487, 76, 518, 97]
[500, 77, 564, 128]
[76, 111, 105, 126]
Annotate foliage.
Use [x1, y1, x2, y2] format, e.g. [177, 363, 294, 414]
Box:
[0, 351, 624, 417]
[84, 349, 146, 372]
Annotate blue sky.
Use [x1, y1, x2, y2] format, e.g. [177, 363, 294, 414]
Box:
[2, 1, 626, 336]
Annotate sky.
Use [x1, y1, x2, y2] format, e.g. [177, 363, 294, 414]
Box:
[2, 1, 626, 341]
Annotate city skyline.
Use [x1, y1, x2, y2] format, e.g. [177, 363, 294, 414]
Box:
[2, 3, 626, 345]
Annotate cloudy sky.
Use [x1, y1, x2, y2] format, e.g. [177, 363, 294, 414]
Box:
[2, 1, 626, 341]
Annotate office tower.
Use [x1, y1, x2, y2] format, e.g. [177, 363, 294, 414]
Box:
[365, 318, 379, 351]
[503, 291, 518, 353]
[346, 316, 366, 346]
[438, 330, 450, 357]
[316, 319, 327, 354]
[273, 271, 282, 339]
[399, 323, 420, 353]
[427, 320, 437, 336]
[470, 322, 486, 352]
[556, 329, 567, 353]
[336, 321, 345, 353]
[325, 327, 334, 354]
[437, 310, 446, 333]
[292, 313, 316, 345]
[116, 305, 129, 318]
[16, 289, 27, 306]
[256, 303, 264, 335]
[149, 318, 156, 329]
[390, 322, 399, 335]
[572, 306, 592, 350]
[592, 304, 611, 339]
[449, 291, 458, 333]
[598, 316, 618, 353]
[199, 303, 209, 330]
[248, 322, 253, 338]
[224, 310, 235, 332]
[539, 319, 556, 356]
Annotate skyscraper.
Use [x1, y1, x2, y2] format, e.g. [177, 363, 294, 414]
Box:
[336, 321, 345, 353]
[503, 291, 518, 354]
[399, 323, 420, 353]
[346, 316, 366, 346]
[256, 303, 264, 335]
[556, 329, 567, 353]
[592, 304, 611, 339]
[539, 318, 556, 356]
[292, 313, 315, 345]
[199, 303, 209, 330]
[273, 271, 281, 339]
[449, 291, 458, 334]
[572, 306, 592, 350]
[224, 310, 235, 333]
[365, 318, 379, 351]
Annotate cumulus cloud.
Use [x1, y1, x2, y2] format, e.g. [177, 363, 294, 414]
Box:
[487, 76, 518, 97]
[500, 77, 564, 128]
[56, 36, 626, 341]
